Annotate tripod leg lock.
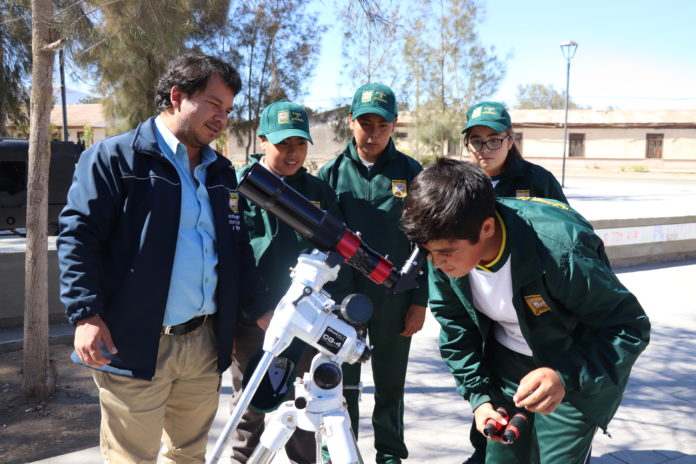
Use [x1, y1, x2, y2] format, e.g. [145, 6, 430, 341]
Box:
[248, 406, 298, 464]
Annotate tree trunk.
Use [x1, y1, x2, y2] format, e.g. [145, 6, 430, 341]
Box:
[0, 25, 7, 138]
[23, 0, 59, 401]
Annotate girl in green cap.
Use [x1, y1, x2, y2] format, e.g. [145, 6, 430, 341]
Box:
[463, 101, 567, 204]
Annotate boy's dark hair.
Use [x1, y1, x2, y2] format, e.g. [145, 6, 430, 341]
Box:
[155, 54, 242, 111]
[402, 158, 497, 244]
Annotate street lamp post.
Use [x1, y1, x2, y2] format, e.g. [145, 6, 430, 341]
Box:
[560, 41, 578, 188]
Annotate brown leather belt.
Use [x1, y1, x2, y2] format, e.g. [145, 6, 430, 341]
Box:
[162, 314, 213, 336]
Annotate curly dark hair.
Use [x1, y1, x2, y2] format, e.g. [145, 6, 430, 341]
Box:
[155, 54, 242, 111]
[401, 158, 497, 245]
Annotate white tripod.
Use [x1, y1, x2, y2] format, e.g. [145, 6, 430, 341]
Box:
[248, 352, 362, 464]
[207, 250, 372, 464]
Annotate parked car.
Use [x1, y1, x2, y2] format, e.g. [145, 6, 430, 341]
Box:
[0, 138, 83, 235]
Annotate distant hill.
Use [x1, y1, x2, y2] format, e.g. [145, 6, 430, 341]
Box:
[53, 87, 98, 105]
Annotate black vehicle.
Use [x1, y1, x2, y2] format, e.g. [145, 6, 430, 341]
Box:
[0, 138, 83, 235]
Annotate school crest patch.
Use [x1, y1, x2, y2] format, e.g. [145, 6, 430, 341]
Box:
[525, 294, 551, 316]
[515, 189, 531, 199]
[392, 180, 407, 198]
[229, 191, 239, 213]
[277, 110, 290, 124]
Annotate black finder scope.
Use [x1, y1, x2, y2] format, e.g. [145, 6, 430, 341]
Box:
[237, 162, 425, 293]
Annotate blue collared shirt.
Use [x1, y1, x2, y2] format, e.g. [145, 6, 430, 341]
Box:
[154, 116, 218, 326]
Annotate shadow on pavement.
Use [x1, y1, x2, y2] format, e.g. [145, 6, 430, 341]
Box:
[593, 450, 696, 463]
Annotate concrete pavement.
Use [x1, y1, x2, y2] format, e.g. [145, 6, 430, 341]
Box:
[8, 171, 696, 463]
[22, 258, 696, 463]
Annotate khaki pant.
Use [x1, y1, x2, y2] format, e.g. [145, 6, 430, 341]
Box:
[92, 318, 220, 464]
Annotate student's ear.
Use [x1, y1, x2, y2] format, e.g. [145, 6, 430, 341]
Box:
[480, 216, 496, 239]
[349, 114, 356, 130]
[259, 136, 268, 151]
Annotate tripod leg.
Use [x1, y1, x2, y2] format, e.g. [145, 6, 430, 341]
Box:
[248, 406, 298, 464]
[316, 430, 323, 464]
[208, 351, 276, 464]
[322, 411, 362, 464]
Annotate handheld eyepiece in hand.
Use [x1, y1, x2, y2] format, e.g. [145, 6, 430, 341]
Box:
[483, 407, 509, 438]
[238, 162, 425, 292]
[502, 413, 529, 445]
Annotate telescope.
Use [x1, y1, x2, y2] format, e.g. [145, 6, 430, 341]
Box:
[237, 162, 425, 293]
[206, 163, 427, 464]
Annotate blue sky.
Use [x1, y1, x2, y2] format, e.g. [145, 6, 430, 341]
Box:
[60, 0, 696, 111]
[304, 0, 696, 111]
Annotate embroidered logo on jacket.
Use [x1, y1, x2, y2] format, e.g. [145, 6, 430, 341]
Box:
[310, 200, 321, 207]
[392, 180, 407, 198]
[515, 189, 530, 198]
[229, 191, 239, 213]
[521, 197, 569, 210]
[525, 294, 551, 316]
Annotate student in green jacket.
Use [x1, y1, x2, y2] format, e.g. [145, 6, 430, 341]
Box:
[464, 101, 567, 203]
[401, 158, 650, 464]
[230, 100, 350, 464]
[462, 101, 567, 463]
[318, 83, 428, 464]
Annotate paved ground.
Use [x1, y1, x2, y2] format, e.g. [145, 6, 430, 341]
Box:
[22, 258, 696, 464]
[10, 170, 696, 463]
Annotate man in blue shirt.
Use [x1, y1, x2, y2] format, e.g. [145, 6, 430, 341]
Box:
[58, 54, 273, 463]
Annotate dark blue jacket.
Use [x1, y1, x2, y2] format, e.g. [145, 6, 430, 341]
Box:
[58, 117, 272, 380]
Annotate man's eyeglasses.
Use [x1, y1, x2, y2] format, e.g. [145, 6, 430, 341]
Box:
[466, 135, 511, 152]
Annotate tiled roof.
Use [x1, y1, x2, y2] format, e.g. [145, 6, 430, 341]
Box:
[50, 104, 105, 129]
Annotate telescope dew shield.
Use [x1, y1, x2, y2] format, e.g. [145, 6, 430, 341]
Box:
[238, 162, 400, 288]
[237, 162, 345, 250]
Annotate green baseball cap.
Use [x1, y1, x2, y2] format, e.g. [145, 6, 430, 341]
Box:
[462, 101, 512, 133]
[258, 100, 313, 144]
[350, 83, 398, 122]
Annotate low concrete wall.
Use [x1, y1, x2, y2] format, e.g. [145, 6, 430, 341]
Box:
[591, 216, 696, 268]
[2, 215, 696, 325]
[0, 237, 64, 328]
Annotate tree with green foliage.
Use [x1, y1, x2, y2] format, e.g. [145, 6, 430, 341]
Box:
[336, 0, 506, 158]
[80, 124, 94, 146]
[73, 0, 230, 133]
[515, 82, 583, 109]
[0, 0, 32, 136]
[225, 0, 326, 161]
[78, 95, 100, 104]
[401, 0, 506, 157]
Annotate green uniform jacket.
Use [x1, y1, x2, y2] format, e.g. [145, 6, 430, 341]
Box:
[237, 155, 352, 304]
[493, 157, 568, 203]
[428, 197, 650, 430]
[318, 139, 428, 305]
